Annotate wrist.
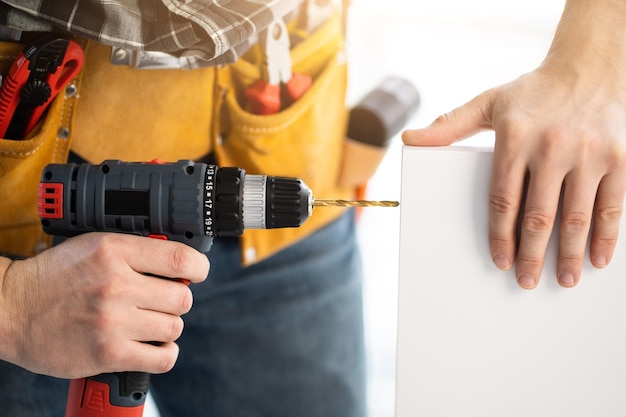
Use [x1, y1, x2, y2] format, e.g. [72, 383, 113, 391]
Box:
[543, 0, 626, 86]
[0, 257, 20, 366]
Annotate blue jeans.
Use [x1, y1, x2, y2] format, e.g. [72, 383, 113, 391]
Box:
[0, 210, 366, 417]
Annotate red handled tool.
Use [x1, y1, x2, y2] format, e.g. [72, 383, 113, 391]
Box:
[0, 33, 83, 140]
[245, 19, 312, 115]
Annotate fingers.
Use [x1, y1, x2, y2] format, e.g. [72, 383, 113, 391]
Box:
[122, 235, 210, 284]
[488, 121, 559, 290]
[131, 342, 180, 374]
[133, 273, 194, 315]
[402, 92, 494, 146]
[492, 139, 624, 289]
[126, 307, 185, 345]
[108, 341, 181, 375]
[488, 142, 527, 272]
[589, 171, 626, 268]
[79, 234, 202, 374]
[556, 170, 598, 288]
[514, 164, 564, 290]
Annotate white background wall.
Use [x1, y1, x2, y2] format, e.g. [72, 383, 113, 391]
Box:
[146, 1, 567, 416]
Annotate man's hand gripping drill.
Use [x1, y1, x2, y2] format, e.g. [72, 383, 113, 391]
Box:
[38, 159, 397, 417]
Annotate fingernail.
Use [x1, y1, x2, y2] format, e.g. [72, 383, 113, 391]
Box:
[558, 272, 575, 287]
[517, 273, 535, 289]
[493, 254, 511, 270]
[593, 256, 607, 268]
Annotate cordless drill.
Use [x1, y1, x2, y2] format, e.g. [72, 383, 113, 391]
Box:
[38, 159, 398, 417]
[38, 159, 314, 417]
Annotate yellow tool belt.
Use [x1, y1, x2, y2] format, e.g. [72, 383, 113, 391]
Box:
[0, 12, 360, 265]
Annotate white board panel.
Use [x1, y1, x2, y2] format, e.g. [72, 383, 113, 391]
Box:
[396, 145, 626, 417]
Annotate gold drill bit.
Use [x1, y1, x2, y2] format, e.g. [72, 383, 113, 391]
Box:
[313, 199, 399, 208]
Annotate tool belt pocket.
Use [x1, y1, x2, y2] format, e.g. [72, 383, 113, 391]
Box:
[0, 42, 80, 257]
[214, 12, 349, 198]
[213, 12, 355, 264]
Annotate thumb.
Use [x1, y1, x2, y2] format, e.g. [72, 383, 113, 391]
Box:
[402, 91, 494, 146]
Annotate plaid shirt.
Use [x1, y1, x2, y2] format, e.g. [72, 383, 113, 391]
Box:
[0, 0, 303, 68]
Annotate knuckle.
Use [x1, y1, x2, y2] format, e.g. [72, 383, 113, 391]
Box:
[592, 235, 618, 250]
[560, 212, 589, 236]
[583, 130, 604, 149]
[558, 252, 582, 265]
[521, 210, 554, 236]
[489, 191, 517, 215]
[516, 254, 543, 268]
[179, 288, 193, 314]
[488, 233, 510, 245]
[433, 111, 454, 125]
[574, 130, 606, 163]
[169, 317, 184, 341]
[166, 245, 190, 276]
[90, 275, 125, 305]
[80, 235, 130, 294]
[595, 205, 623, 224]
[607, 142, 626, 169]
[497, 116, 531, 144]
[88, 235, 117, 266]
[96, 340, 124, 367]
[543, 127, 569, 146]
[156, 348, 178, 374]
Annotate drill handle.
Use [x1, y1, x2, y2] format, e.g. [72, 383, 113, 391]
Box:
[65, 372, 150, 417]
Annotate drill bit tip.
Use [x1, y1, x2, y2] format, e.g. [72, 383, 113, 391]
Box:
[313, 199, 399, 208]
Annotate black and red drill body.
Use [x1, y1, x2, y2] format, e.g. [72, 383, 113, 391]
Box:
[38, 159, 312, 417]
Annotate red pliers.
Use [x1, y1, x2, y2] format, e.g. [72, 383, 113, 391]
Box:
[245, 19, 312, 115]
[0, 33, 84, 140]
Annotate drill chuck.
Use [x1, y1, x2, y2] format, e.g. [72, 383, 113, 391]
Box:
[242, 174, 313, 230]
[38, 160, 313, 253]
